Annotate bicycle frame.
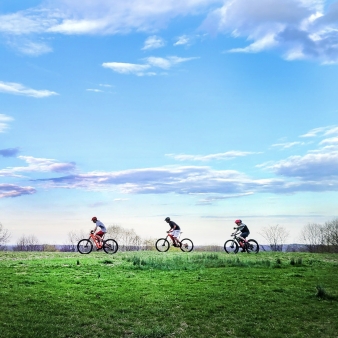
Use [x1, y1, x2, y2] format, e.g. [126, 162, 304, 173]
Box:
[166, 231, 182, 245]
[89, 231, 104, 249]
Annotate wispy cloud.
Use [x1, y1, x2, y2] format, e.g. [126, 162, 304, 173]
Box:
[166, 151, 259, 161]
[265, 151, 338, 180]
[0, 184, 36, 198]
[0, 114, 13, 133]
[0, 81, 58, 98]
[102, 62, 152, 76]
[174, 35, 191, 46]
[142, 35, 165, 50]
[0, 147, 20, 157]
[86, 88, 103, 93]
[102, 56, 198, 76]
[203, 0, 338, 64]
[271, 141, 306, 149]
[300, 126, 337, 137]
[0, 156, 76, 177]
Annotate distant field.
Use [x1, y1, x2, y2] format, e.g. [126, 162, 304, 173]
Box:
[0, 251, 337, 338]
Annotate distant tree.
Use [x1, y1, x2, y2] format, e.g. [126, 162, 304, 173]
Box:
[14, 235, 41, 251]
[43, 244, 58, 252]
[300, 223, 324, 253]
[106, 225, 142, 251]
[324, 218, 338, 252]
[260, 224, 289, 251]
[0, 222, 10, 250]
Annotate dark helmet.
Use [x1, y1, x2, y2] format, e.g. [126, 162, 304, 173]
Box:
[234, 219, 242, 224]
[91, 216, 97, 222]
[165, 217, 170, 222]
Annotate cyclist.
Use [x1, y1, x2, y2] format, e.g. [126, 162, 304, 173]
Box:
[233, 219, 250, 252]
[91, 216, 107, 249]
[165, 217, 181, 247]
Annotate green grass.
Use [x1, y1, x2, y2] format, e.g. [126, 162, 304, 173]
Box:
[0, 251, 337, 337]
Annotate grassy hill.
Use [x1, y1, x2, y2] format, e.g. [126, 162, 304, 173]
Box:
[0, 251, 337, 337]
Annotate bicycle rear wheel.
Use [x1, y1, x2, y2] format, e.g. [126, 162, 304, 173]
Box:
[77, 239, 93, 254]
[246, 239, 259, 254]
[180, 238, 194, 252]
[103, 239, 118, 254]
[224, 240, 238, 254]
[155, 238, 170, 252]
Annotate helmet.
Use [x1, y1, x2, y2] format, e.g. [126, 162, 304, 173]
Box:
[91, 216, 97, 222]
[165, 217, 170, 222]
[234, 219, 242, 224]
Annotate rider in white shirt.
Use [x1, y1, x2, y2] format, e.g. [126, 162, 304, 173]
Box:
[91, 216, 107, 249]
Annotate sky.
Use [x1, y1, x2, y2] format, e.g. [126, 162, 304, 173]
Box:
[1, 0, 338, 246]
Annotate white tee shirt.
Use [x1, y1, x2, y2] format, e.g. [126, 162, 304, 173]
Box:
[95, 220, 107, 232]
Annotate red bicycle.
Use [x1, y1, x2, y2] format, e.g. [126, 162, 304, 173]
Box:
[77, 231, 118, 254]
[155, 232, 194, 252]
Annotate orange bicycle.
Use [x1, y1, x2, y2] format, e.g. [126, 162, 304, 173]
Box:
[155, 231, 194, 252]
[77, 231, 118, 254]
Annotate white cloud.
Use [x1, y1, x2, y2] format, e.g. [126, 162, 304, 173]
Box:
[103, 56, 198, 75]
[174, 35, 191, 46]
[0, 114, 13, 133]
[102, 62, 152, 76]
[264, 151, 338, 179]
[166, 151, 258, 161]
[203, 0, 338, 63]
[0, 156, 76, 177]
[142, 35, 165, 50]
[0, 81, 58, 98]
[13, 40, 52, 56]
[271, 141, 305, 149]
[300, 125, 338, 137]
[86, 88, 103, 92]
[0, 184, 36, 198]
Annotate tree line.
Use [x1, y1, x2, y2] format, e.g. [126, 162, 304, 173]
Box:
[0, 219, 338, 252]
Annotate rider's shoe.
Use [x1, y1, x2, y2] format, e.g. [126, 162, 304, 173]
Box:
[97, 246, 102, 251]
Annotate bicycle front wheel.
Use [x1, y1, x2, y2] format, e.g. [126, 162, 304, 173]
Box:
[224, 240, 238, 254]
[246, 239, 259, 254]
[77, 239, 93, 254]
[155, 238, 170, 252]
[180, 238, 194, 252]
[103, 239, 118, 254]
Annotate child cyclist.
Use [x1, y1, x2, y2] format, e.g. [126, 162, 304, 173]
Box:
[164, 217, 181, 247]
[233, 219, 250, 252]
[91, 216, 107, 249]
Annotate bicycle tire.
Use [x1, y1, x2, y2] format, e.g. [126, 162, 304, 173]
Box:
[224, 239, 238, 254]
[103, 239, 118, 254]
[155, 238, 170, 252]
[77, 239, 93, 254]
[180, 238, 194, 252]
[246, 239, 259, 254]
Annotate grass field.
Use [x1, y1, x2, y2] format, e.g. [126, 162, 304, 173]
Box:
[0, 250, 337, 338]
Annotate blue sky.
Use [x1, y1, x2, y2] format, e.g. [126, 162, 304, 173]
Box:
[1, 0, 338, 245]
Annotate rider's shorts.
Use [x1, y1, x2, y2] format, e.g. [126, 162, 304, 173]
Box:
[172, 230, 180, 238]
[241, 231, 249, 239]
[96, 231, 106, 237]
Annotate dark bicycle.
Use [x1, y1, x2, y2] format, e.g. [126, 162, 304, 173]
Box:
[224, 231, 259, 254]
[155, 232, 194, 252]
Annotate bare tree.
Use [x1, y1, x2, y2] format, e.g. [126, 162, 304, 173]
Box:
[106, 225, 143, 251]
[0, 222, 10, 250]
[260, 224, 289, 251]
[14, 235, 41, 251]
[324, 218, 338, 252]
[300, 223, 324, 252]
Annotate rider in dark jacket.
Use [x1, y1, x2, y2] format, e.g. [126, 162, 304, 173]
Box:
[234, 219, 250, 252]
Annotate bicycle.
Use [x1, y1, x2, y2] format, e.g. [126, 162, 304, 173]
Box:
[77, 231, 118, 254]
[224, 231, 259, 254]
[155, 231, 194, 252]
